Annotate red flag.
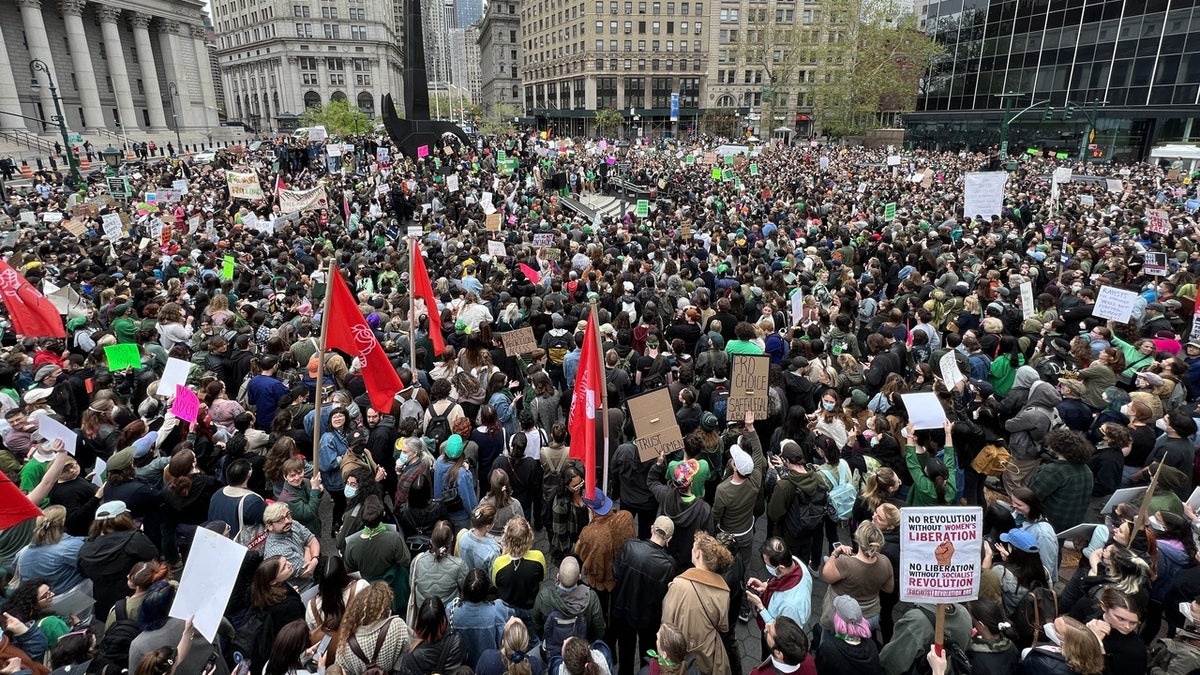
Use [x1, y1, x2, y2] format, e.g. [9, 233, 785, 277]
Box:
[411, 241, 445, 356]
[274, 174, 287, 198]
[324, 270, 403, 414]
[519, 263, 540, 284]
[0, 259, 66, 338]
[568, 310, 602, 499]
[0, 472, 41, 529]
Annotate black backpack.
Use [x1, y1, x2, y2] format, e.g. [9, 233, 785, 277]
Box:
[97, 598, 142, 671]
[228, 606, 274, 675]
[905, 606, 973, 675]
[640, 354, 671, 391]
[424, 403, 453, 446]
[784, 481, 827, 534]
[541, 608, 588, 663]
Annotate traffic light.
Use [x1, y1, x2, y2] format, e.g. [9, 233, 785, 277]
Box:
[1043, 106, 1054, 121]
[1063, 106, 1073, 121]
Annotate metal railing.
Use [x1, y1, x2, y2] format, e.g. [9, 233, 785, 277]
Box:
[0, 128, 56, 156]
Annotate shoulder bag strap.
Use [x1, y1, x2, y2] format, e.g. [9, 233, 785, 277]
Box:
[688, 581, 718, 632]
[236, 493, 248, 533]
[370, 618, 391, 664]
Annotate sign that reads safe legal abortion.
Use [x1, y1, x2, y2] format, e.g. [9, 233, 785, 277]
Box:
[899, 507, 983, 604]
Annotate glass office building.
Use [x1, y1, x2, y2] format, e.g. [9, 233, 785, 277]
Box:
[904, 0, 1200, 162]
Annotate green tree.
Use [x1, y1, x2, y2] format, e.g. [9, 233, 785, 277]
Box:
[812, 0, 941, 139]
[299, 99, 372, 137]
[732, 13, 810, 138]
[594, 108, 624, 136]
[479, 102, 521, 136]
[700, 109, 738, 138]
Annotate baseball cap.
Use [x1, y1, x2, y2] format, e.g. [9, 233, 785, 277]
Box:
[307, 356, 320, 378]
[729, 444, 753, 476]
[106, 447, 137, 473]
[999, 528, 1039, 552]
[95, 501, 129, 521]
[582, 487, 613, 516]
[651, 515, 675, 540]
[132, 431, 159, 459]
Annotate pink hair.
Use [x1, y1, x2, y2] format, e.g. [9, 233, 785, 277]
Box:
[834, 612, 872, 639]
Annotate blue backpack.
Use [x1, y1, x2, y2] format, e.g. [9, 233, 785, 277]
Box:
[542, 608, 588, 663]
[820, 465, 857, 522]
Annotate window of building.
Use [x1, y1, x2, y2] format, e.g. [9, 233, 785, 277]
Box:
[638, 1, 646, 11]
[597, 58, 605, 69]
[624, 39, 631, 50]
[679, 76, 699, 106]
[695, 3, 702, 14]
[327, 57, 344, 70]
[681, 2, 688, 14]
[350, 25, 366, 39]
[624, 77, 644, 107]
[694, 21, 702, 34]
[666, 40, 673, 50]
[652, 39, 659, 49]
[597, 76, 617, 107]
[667, 2, 674, 13]
[596, 2, 603, 13]
[624, 20, 632, 32]
[596, 20, 604, 32]
[652, 21, 660, 33]
[356, 73, 370, 85]
[638, 39, 646, 50]
[638, 58, 646, 70]
[323, 23, 339, 38]
[596, 39, 604, 50]
[638, 20, 646, 32]
[653, 2, 660, 13]
[329, 73, 345, 84]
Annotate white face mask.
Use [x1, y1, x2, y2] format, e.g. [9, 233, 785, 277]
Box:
[1149, 515, 1166, 532]
[1043, 622, 1061, 646]
[1181, 602, 1195, 624]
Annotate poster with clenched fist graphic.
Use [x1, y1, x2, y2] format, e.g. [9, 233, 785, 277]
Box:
[899, 507, 983, 604]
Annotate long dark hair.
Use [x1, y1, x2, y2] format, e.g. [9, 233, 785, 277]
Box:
[924, 456, 949, 504]
[315, 556, 354, 633]
[999, 546, 1049, 591]
[265, 620, 311, 675]
[413, 596, 448, 642]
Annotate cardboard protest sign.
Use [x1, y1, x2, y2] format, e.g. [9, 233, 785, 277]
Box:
[728, 355, 769, 420]
[169, 527, 247, 641]
[900, 507, 983, 603]
[628, 388, 685, 461]
[499, 327, 537, 356]
[226, 172, 264, 200]
[486, 213, 502, 231]
[104, 344, 141, 370]
[1146, 208, 1171, 235]
[1092, 285, 1140, 322]
[171, 385, 200, 423]
[488, 241, 507, 258]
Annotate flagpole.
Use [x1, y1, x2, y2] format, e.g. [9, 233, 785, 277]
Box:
[591, 300, 610, 495]
[408, 237, 419, 375]
[312, 257, 335, 465]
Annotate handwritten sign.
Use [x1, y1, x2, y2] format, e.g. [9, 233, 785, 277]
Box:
[963, 172, 1008, 219]
[1020, 281, 1035, 319]
[101, 213, 123, 241]
[728, 355, 769, 420]
[636, 199, 649, 217]
[939, 351, 964, 390]
[104, 344, 141, 371]
[499, 327, 537, 357]
[221, 255, 235, 280]
[225, 172, 264, 200]
[1146, 208, 1171, 235]
[900, 507, 983, 603]
[532, 233, 555, 247]
[1092, 285, 1140, 323]
[486, 213, 502, 231]
[171, 384, 200, 423]
[629, 388, 685, 462]
[417, 145, 430, 158]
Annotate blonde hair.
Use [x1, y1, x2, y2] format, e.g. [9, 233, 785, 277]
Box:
[32, 505, 67, 546]
[263, 502, 290, 524]
[693, 532, 733, 572]
[875, 503, 901, 531]
[500, 618, 532, 675]
[854, 521, 884, 558]
[862, 468, 899, 511]
[654, 623, 690, 675]
[501, 517, 534, 559]
[1058, 617, 1105, 675]
[338, 582, 395, 647]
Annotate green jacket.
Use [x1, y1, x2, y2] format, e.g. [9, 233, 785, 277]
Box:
[1111, 336, 1156, 378]
[111, 316, 139, 344]
[905, 444, 957, 506]
[988, 354, 1025, 399]
[278, 480, 322, 536]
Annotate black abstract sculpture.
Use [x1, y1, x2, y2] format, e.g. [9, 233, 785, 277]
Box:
[381, 0, 472, 159]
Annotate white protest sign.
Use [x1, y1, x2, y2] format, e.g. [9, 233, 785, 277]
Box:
[900, 507, 983, 604]
[309, 125, 328, 142]
[1020, 281, 1035, 319]
[37, 415, 78, 455]
[101, 213, 123, 241]
[488, 240, 506, 258]
[156, 357, 192, 397]
[481, 191, 495, 214]
[887, 155, 902, 166]
[42, 212, 63, 223]
[1080, 195, 1095, 206]
[172, 179, 188, 192]
[939, 351, 964, 390]
[1092, 285, 1140, 323]
[900, 392, 948, 430]
[446, 174, 460, 193]
[1052, 167, 1073, 185]
[169, 527, 247, 642]
[91, 457, 105, 486]
[1106, 178, 1123, 193]
[790, 291, 803, 328]
[963, 172, 1008, 219]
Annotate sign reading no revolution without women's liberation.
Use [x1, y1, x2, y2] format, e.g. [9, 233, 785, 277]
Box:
[899, 507, 983, 604]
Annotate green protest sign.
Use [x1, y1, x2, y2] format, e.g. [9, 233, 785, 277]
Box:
[222, 255, 235, 280]
[685, 154, 695, 164]
[1026, 148, 1040, 155]
[884, 202, 897, 221]
[722, 168, 733, 181]
[724, 155, 735, 165]
[750, 164, 759, 176]
[711, 167, 722, 180]
[104, 344, 142, 370]
[1055, 152, 1069, 159]
[636, 199, 649, 217]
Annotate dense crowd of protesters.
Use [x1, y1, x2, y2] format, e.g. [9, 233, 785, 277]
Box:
[2, 126, 1200, 675]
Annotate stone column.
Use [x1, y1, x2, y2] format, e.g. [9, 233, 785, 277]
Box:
[283, 56, 300, 115]
[0, 27, 25, 129]
[59, 0, 105, 130]
[157, 20, 197, 129]
[130, 12, 169, 131]
[16, 0, 62, 132]
[98, 7, 139, 131]
[191, 24, 219, 129]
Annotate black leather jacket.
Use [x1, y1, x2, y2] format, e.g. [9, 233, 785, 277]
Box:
[611, 537, 677, 630]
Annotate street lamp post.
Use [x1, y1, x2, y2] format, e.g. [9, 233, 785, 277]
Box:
[101, 145, 122, 175]
[29, 59, 80, 188]
[997, 91, 1020, 158]
[166, 82, 184, 157]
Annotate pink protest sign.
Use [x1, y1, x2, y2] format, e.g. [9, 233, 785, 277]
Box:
[417, 145, 430, 158]
[171, 384, 200, 423]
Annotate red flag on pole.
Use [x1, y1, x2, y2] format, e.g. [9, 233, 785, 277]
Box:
[324, 270, 403, 414]
[0, 472, 41, 530]
[0, 259, 66, 338]
[518, 263, 540, 285]
[568, 309, 602, 499]
[411, 240, 445, 356]
[274, 174, 287, 198]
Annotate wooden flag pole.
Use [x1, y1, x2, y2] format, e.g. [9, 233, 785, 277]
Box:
[1131, 457, 1167, 543]
[312, 257, 335, 465]
[933, 603, 946, 656]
